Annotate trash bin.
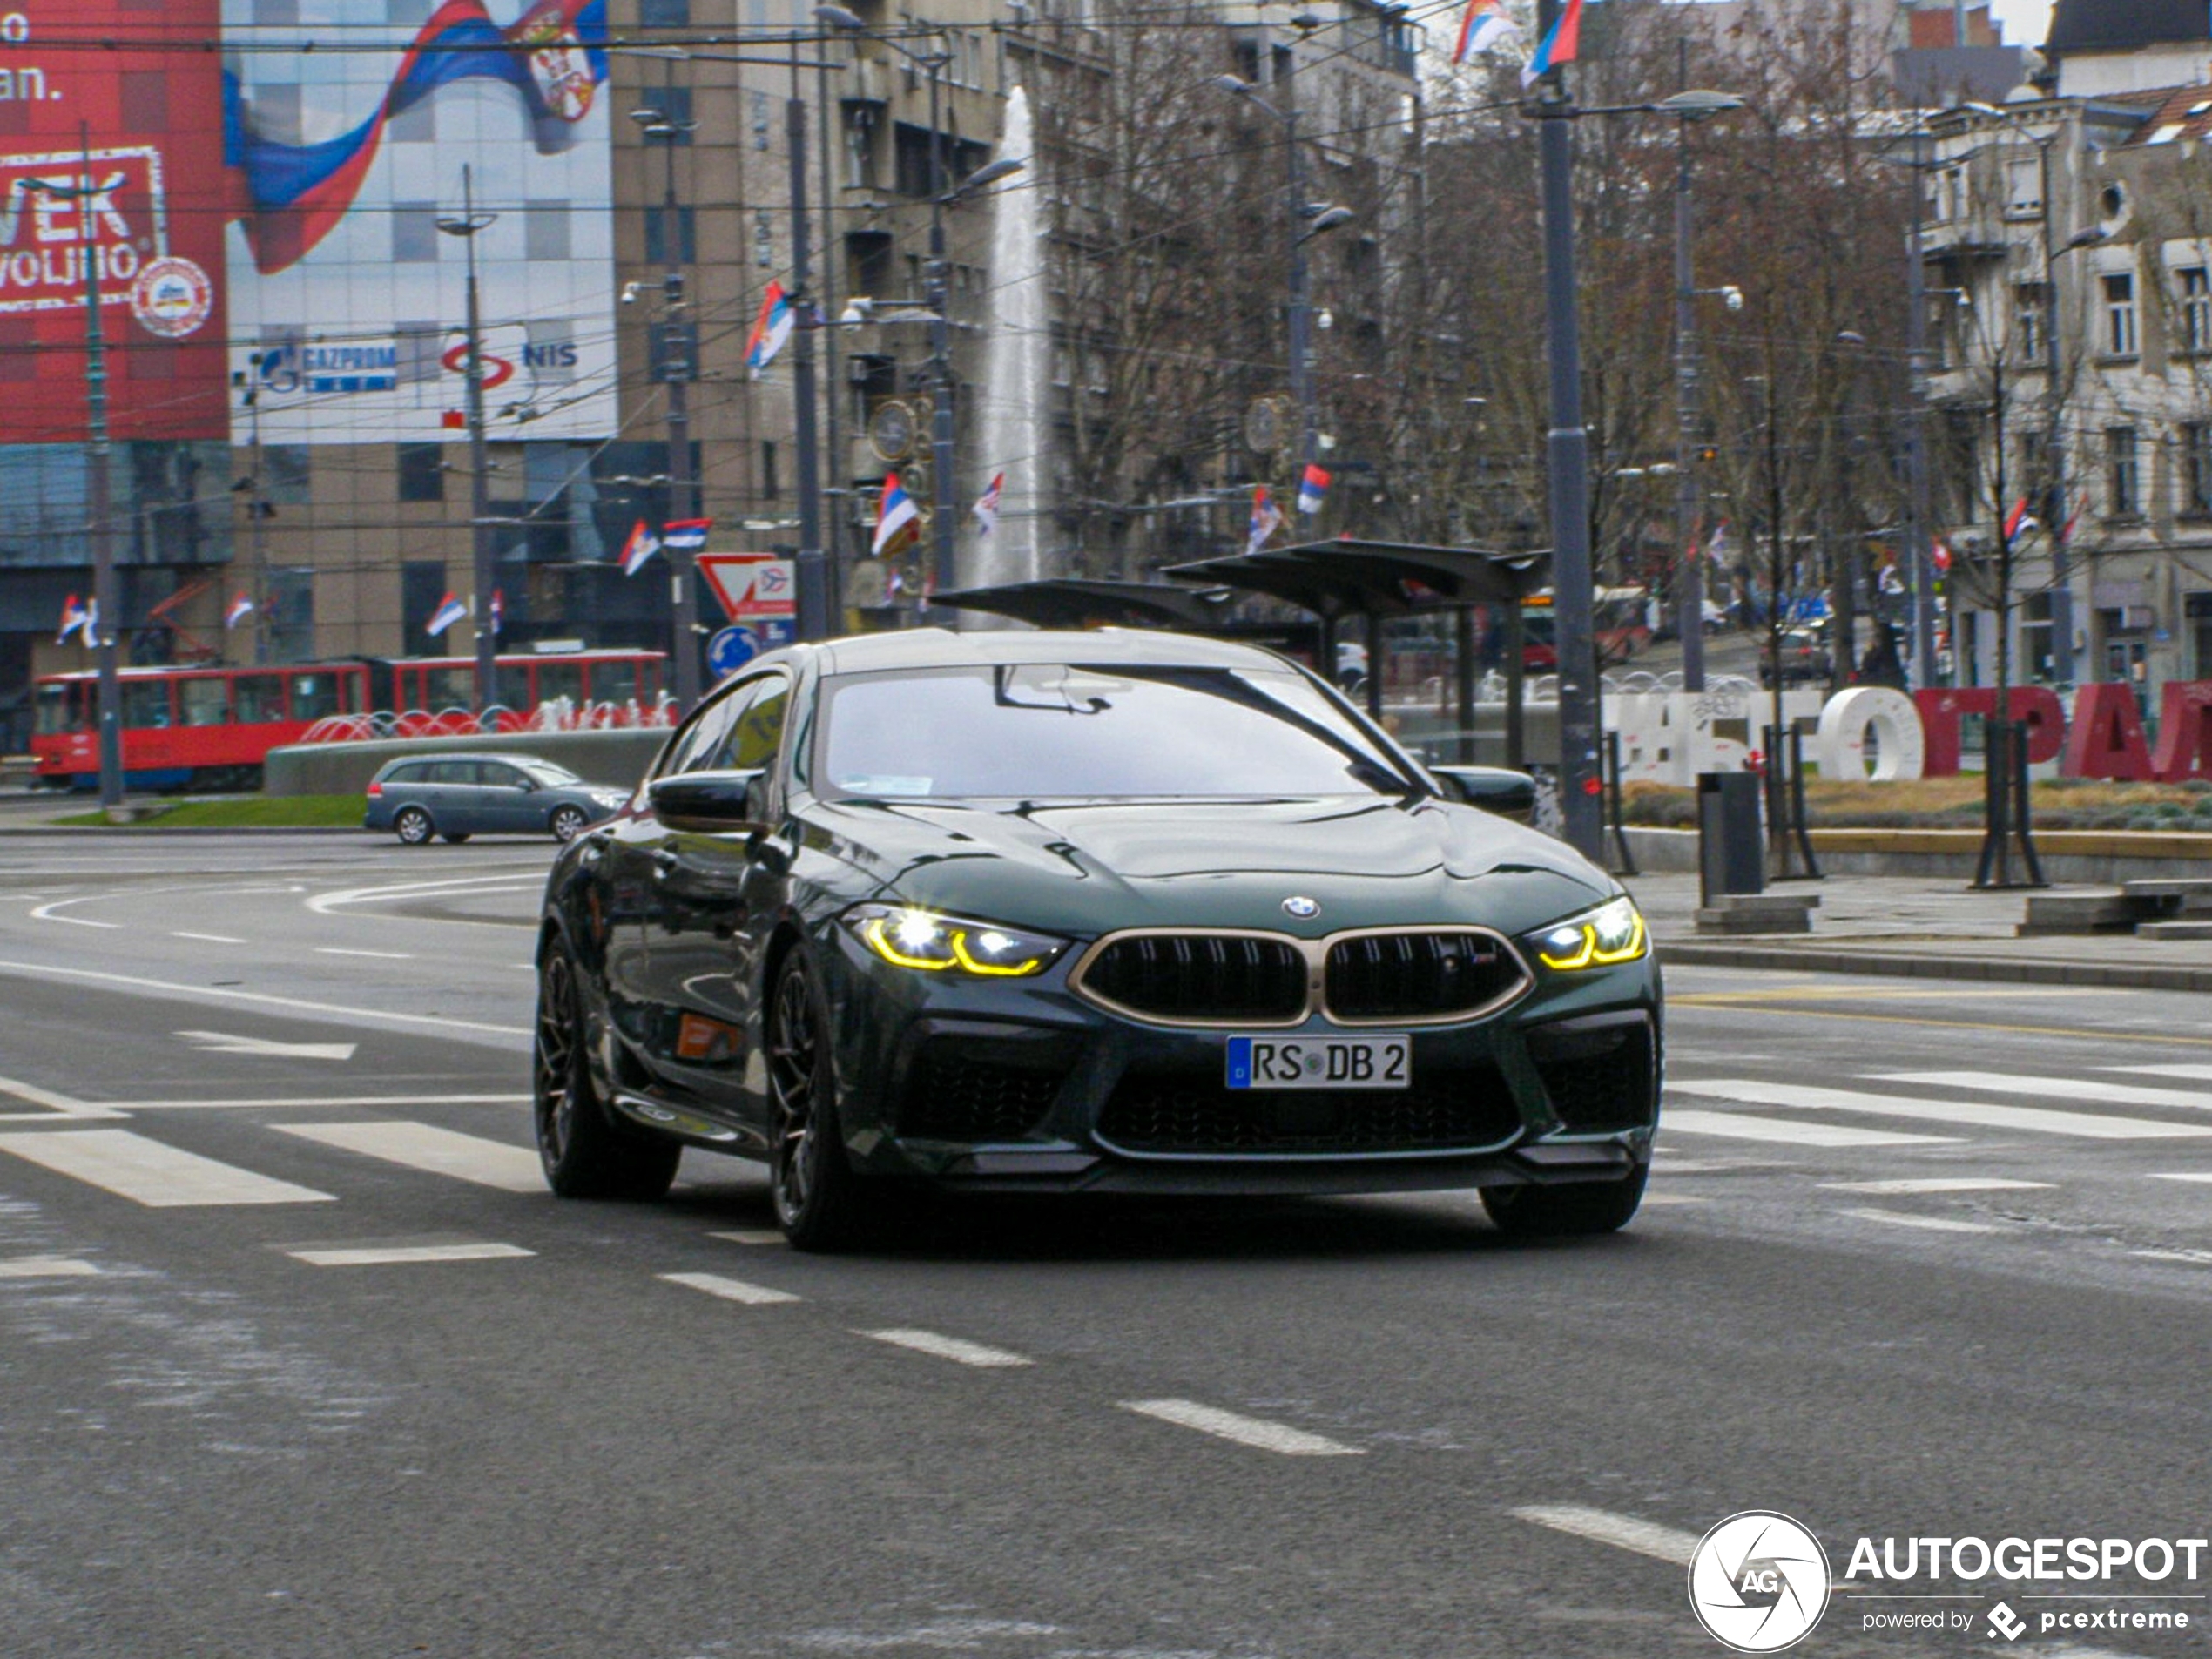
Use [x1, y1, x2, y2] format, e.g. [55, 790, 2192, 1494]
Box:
[1697, 772, 1764, 907]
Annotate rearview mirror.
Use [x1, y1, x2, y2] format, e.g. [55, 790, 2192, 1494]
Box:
[1430, 765, 1537, 823]
[648, 769, 770, 833]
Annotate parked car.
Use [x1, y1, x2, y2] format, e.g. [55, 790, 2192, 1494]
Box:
[531, 629, 1661, 1251]
[1757, 625, 1832, 687]
[365, 753, 631, 845]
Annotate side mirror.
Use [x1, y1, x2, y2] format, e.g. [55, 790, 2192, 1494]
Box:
[647, 769, 770, 834]
[1430, 765, 1538, 824]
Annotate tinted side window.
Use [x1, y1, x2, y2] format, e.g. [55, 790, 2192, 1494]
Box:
[428, 760, 477, 786]
[656, 696, 743, 779]
[479, 763, 528, 788]
[386, 764, 426, 785]
[708, 680, 789, 771]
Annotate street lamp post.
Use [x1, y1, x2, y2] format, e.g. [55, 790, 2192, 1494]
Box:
[1898, 130, 1940, 689]
[787, 51, 829, 640]
[435, 167, 499, 718]
[2040, 155, 2105, 688]
[630, 95, 701, 710]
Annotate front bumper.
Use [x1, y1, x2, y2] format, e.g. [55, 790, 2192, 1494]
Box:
[822, 928, 1661, 1197]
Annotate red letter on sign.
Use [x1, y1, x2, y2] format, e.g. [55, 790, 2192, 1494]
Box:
[1913, 689, 1996, 777]
[2062, 683, 2154, 779]
[2151, 680, 2212, 783]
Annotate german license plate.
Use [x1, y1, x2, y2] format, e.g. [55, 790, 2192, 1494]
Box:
[1225, 1035, 1410, 1090]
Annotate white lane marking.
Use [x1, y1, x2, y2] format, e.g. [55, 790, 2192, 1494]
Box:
[314, 948, 415, 961]
[1677, 1080, 2212, 1142]
[307, 874, 548, 915]
[0, 1072, 125, 1120]
[2133, 1248, 2212, 1266]
[176, 1030, 358, 1062]
[860, 1328, 1034, 1368]
[0, 959, 529, 1039]
[28, 896, 119, 929]
[659, 1271, 802, 1306]
[0, 1257, 101, 1280]
[708, 1229, 788, 1246]
[1663, 1109, 1957, 1148]
[1508, 1504, 1699, 1567]
[2113, 1064, 2212, 1082]
[126, 1094, 528, 1111]
[286, 1242, 534, 1267]
[0, 1130, 334, 1207]
[2148, 1173, 2212, 1185]
[1838, 1207, 2003, 1235]
[172, 932, 247, 945]
[1637, 1192, 1710, 1206]
[272, 1122, 543, 1193]
[1117, 1399, 1362, 1457]
[1823, 1177, 2055, 1194]
[1877, 1070, 2212, 1112]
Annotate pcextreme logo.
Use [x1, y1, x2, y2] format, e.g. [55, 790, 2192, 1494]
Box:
[1688, 1512, 1831, 1652]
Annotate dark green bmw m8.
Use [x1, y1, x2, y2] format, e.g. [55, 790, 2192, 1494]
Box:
[532, 629, 1660, 1250]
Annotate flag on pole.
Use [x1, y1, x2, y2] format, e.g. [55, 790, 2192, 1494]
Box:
[1451, 0, 1517, 64]
[1244, 485, 1283, 556]
[745, 281, 796, 376]
[619, 521, 661, 577]
[973, 471, 1005, 536]
[2002, 496, 2038, 543]
[489, 588, 504, 637]
[225, 592, 254, 631]
[1932, 539, 1953, 572]
[661, 518, 711, 553]
[426, 591, 468, 637]
[1706, 521, 1730, 563]
[56, 594, 89, 644]
[2057, 510, 2080, 547]
[1296, 462, 1332, 516]
[1521, 0, 1586, 86]
[872, 472, 921, 556]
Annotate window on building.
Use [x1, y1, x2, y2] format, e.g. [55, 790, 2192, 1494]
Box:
[640, 0, 690, 24]
[643, 206, 697, 266]
[846, 230, 893, 300]
[752, 91, 772, 152]
[2105, 425, 2140, 516]
[2020, 591, 2054, 682]
[2013, 282, 2046, 363]
[2004, 157, 2042, 217]
[2182, 266, 2212, 354]
[754, 210, 774, 268]
[392, 202, 440, 263]
[841, 102, 879, 190]
[2189, 591, 2212, 678]
[398, 442, 445, 503]
[401, 562, 447, 644]
[761, 440, 779, 499]
[2102, 272, 2137, 357]
[894, 124, 940, 199]
[2187, 422, 2212, 516]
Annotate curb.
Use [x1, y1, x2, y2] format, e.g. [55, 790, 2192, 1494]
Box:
[1657, 939, 2212, 994]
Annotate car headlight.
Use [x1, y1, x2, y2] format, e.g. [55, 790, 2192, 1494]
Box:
[1530, 895, 1648, 971]
[844, 904, 1071, 978]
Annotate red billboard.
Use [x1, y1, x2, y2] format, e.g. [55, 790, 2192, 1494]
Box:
[0, 3, 229, 442]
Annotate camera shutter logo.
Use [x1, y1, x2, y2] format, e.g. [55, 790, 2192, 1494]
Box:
[1688, 1511, 1831, 1652]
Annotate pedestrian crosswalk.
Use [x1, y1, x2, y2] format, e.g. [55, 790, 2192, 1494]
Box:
[1666, 1079, 2212, 1143]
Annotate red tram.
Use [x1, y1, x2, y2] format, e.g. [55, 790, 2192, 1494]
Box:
[31, 650, 666, 790]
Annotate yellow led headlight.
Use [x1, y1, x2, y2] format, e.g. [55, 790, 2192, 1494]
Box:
[1532, 895, 1648, 971]
[846, 905, 1070, 979]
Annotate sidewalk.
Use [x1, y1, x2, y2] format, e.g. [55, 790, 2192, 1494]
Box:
[1624, 868, 2212, 993]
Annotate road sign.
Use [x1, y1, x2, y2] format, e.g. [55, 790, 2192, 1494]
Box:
[707, 619, 797, 679]
[698, 552, 798, 621]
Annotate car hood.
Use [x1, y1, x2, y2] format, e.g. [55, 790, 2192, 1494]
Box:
[803, 795, 1615, 940]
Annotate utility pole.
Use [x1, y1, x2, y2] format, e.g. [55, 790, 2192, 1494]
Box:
[789, 49, 828, 639]
[1902, 131, 1939, 689]
[436, 167, 498, 717]
[633, 85, 701, 711]
[817, 38, 845, 628]
[1672, 42, 1706, 691]
[924, 41, 956, 600]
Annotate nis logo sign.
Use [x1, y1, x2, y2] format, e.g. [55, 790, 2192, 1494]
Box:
[0, 146, 189, 321]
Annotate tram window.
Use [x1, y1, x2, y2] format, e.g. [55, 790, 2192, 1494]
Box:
[234, 674, 285, 724]
[33, 683, 80, 734]
[591, 660, 643, 704]
[535, 661, 584, 705]
[290, 673, 341, 722]
[425, 667, 473, 710]
[123, 679, 173, 729]
[179, 678, 229, 726]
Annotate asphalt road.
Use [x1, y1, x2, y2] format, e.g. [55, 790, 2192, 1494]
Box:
[1, 832, 2208, 1659]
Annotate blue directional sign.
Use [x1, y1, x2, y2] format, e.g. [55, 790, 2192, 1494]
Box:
[706, 618, 798, 681]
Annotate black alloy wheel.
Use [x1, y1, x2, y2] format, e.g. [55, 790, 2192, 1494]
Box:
[766, 954, 866, 1251]
[1480, 1163, 1647, 1238]
[533, 938, 680, 1201]
[394, 806, 433, 846]
[550, 805, 590, 843]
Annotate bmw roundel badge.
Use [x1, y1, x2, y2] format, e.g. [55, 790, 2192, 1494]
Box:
[1281, 895, 1321, 919]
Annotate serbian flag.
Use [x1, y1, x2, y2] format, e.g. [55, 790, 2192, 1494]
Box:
[745, 282, 796, 376]
[974, 471, 1005, 536]
[56, 594, 89, 644]
[1521, 0, 1586, 85]
[1296, 462, 1332, 516]
[1452, 0, 1516, 64]
[2057, 510, 2080, 547]
[1244, 485, 1283, 556]
[426, 591, 468, 637]
[1932, 539, 1953, 572]
[2003, 496, 2038, 543]
[225, 592, 255, 631]
[873, 473, 921, 556]
[661, 518, 711, 553]
[489, 588, 504, 637]
[619, 521, 661, 576]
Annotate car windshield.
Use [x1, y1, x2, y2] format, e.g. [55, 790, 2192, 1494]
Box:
[818, 663, 1412, 799]
[521, 761, 583, 786]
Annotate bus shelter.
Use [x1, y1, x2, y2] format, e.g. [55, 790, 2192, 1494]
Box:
[933, 578, 1237, 632]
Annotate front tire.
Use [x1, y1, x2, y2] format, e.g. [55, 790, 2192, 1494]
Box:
[550, 805, 589, 843]
[533, 938, 681, 1201]
[766, 954, 867, 1252]
[394, 806, 433, 846]
[1480, 1163, 1646, 1238]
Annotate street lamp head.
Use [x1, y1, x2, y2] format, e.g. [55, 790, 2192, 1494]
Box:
[435, 211, 496, 238]
[1298, 204, 1356, 241]
[813, 4, 866, 29]
[1214, 73, 1257, 97]
[1835, 327, 1867, 346]
[2062, 225, 2109, 252]
[961, 157, 1026, 192]
[1718, 283, 1744, 311]
[1654, 89, 1746, 120]
[629, 105, 665, 126]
